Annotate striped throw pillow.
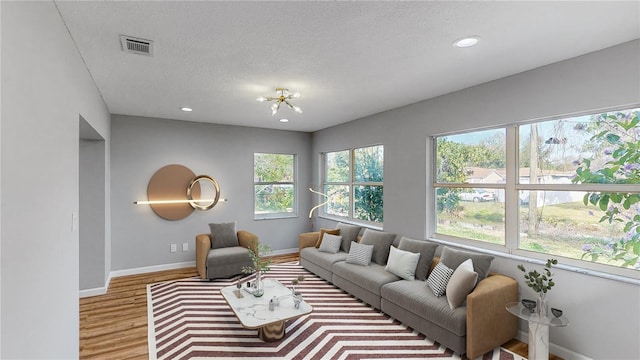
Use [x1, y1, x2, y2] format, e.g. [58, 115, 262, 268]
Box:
[346, 241, 373, 266]
[318, 234, 342, 254]
[426, 262, 454, 297]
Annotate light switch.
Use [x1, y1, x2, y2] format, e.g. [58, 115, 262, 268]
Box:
[182, 243, 189, 252]
[170, 244, 177, 253]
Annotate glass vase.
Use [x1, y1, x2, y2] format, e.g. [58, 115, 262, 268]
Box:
[536, 292, 548, 317]
[252, 270, 264, 297]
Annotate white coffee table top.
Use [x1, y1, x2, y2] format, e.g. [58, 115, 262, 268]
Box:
[220, 278, 312, 329]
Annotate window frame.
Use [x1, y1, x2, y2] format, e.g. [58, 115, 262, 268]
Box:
[253, 152, 298, 220]
[431, 108, 640, 280]
[321, 144, 384, 227]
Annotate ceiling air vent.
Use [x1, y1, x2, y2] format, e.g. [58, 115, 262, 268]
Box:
[120, 35, 154, 56]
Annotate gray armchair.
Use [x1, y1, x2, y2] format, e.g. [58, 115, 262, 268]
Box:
[195, 230, 258, 280]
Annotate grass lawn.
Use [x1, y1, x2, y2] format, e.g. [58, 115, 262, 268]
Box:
[437, 200, 628, 265]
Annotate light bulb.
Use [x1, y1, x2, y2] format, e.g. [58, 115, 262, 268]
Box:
[256, 97, 267, 102]
[293, 106, 302, 114]
[453, 36, 479, 48]
[292, 92, 301, 98]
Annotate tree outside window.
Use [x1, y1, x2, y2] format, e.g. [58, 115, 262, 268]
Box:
[254, 153, 296, 218]
[323, 145, 384, 224]
[434, 107, 640, 275]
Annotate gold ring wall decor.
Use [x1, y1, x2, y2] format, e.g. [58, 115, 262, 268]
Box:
[187, 175, 220, 210]
[136, 164, 224, 220]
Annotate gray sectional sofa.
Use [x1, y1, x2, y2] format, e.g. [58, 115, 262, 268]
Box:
[298, 223, 518, 359]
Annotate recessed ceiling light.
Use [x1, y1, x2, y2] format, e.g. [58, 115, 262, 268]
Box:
[453, 36, 479, 48]
[180, 107, 193, 112]
[279, 118, 289, 123]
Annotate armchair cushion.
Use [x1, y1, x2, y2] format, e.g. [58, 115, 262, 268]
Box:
[209, 222, 239, 249]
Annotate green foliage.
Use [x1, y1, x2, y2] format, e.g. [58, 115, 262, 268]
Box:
[242, 242, 271, 274]
[572, 110, 640, 268]
[517, 259, 557, 294]
[254, 153, 294, 213]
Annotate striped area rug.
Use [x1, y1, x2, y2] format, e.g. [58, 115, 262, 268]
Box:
[147, 262, 522, 360]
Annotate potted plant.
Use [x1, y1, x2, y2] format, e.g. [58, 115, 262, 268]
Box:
[242, 242, 271, 297]
[517, 258, 557, 316]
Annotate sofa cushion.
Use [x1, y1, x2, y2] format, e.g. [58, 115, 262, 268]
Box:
[439, 246, 494, 281]
[426, 262, 453, 297]
[397, 237, 439, 281]
[381, 280, 467, 336]
[359, 229, 396, 265]
[346, 241, 373, 266]
[333, 261, 400, 296]
[318, 234, 342, 254]
[208, 222, 238, 249]
[385, 246, 420, 281]
[336, 223, 362, 252]
[316, 228, 341, 248]
[446, 259, 478, 310]
[300, 247, 348, 272]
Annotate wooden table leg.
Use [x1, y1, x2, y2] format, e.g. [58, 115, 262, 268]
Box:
[258, 320, 285, 342]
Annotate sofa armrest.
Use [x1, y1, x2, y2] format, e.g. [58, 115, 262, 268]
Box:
[195, 234, 212, 279]
[238, 230, 259, 253]
[299, 232, 320, 251]
[465, 273, 518, 358]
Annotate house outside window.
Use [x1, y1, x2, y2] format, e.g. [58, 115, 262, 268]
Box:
[254, 153, 296, 219]
[433, 108, 640, 278]
[323, 145, 384, 224]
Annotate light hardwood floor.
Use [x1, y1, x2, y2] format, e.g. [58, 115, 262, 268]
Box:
[79, 254, 558, 359]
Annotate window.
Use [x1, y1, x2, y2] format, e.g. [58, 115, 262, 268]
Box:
[323, 145, 384, 224]
[435, 129, 506, 246]
[434, 108, 640, 277]
[254, 153, 296, 219]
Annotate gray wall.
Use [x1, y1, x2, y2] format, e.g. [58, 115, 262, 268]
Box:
[312, 40, 640, 359]
[1, 2, 111, 358]
[80, 137, 106, 290]
[110, 115, 312, 271]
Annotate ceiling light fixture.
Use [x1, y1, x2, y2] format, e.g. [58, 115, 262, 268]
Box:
[453, 36, 479, 48]
[180, 107, 193, 112]
[279, 118, 289, 123]
[257, 88, 302, 116]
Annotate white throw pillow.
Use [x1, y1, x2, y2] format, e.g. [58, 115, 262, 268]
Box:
[446, 258, 478, 310]
[385, 246, 420, 280]
[346, 241, 374, 266]
[318, 233, 342, 254]
[426, 262, 453, 297]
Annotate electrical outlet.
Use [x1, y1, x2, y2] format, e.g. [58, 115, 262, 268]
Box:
[182, 243, 189, 252]
[170, 244, 177, 253]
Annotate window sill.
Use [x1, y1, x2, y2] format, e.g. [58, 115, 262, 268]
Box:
[317, 214, 383, 231]
[254, 213, 298, 221]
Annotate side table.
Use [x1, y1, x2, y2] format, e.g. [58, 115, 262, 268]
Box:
[506, 302, 569, 360]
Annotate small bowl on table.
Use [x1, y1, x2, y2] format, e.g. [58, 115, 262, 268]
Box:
[521, 299, 536, 313]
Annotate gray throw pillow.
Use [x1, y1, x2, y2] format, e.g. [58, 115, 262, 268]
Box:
[318, 234, 342, 254]
[336, 223, 362, 253]
[359, 229, 396, 265]
[398, 237, 439, 281]
[208, 222, 239, 249]
[439, 246, 494, 281]
[346, 241, 373, 266]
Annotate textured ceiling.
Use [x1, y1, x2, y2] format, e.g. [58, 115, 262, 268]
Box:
[55, 1, 640, 132]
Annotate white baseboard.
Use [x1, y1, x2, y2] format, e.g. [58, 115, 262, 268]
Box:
[270, 247, 298, 257]
[79, 261, 196, 298]
[516, 330, 592, 360]
[79, 249, 299, 298]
